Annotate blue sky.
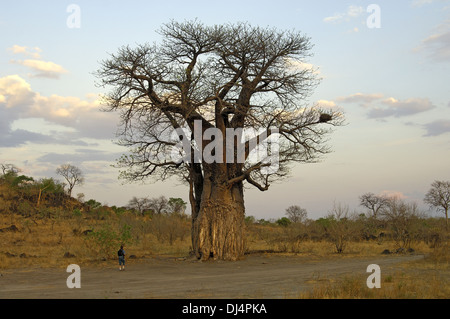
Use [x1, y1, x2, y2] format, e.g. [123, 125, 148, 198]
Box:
[1, 0, 449, 220]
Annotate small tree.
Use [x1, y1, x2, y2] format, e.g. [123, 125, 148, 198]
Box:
[359, 192, 389, 219]
[85, 199, 102, 210]
[276, 217, 292, 227]
[1, 163, 20, 176]
[168, 197, 187, 215]
[285, 205, 308, 223]
[151, 213, 190, 245]
[76, 193, 85, 203]
[127, 196, 151, 215]
[35, 178, 65, 208]
[0, 164, 21, 186]
[424, 180, 450, 229]
[56, 164, 85, 197]
[148, 196, 169, 215]
[326, 202, 354, 253]
[87, 224, 132, 258]
[381, 197, 422, 249]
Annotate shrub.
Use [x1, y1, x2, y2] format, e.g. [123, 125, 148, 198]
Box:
[73, 208, 82, 217]
[87, 223, 133, 258]
[276, 217, 291, 227]
[325, 202, 355, 253]
[85, 199, 102, 210]
[150, 214, 190, 245]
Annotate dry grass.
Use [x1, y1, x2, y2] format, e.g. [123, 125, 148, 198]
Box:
[1, 212, 448, 299]
[1, 212, 443, 269]
[299, 243, 449, 299]
[299, 271, 447, 299]
[245, 223, 436, 257]
[0, 212, 191, 270]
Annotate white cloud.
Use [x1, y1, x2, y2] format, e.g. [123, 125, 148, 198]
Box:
[7, 45, 42, 59]
[0, 74, 34, 109]
[315, 99, 337, 109]
[0, 75, 119, 147]
[323, 14, 344, 23]
[415, 19, 450, 62]
[336, 92, 450, 138]
[11, 59, 68, 78]
[336, 93, 384, 105]
[284, 58, 321, 75]
[379, 190, 408, 200]
[336, 92, 435, 118]
[323, 5, 364, 24]
[368, 97, 435, 118]
[347, 5, 364, 17]
[8, 45, 67, 78]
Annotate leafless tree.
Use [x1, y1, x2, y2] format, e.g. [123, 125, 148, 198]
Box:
[127, 196, 151, 215]
[96, 20, 343, 260]
[424, 180, 450, 229]
[148, 195, 169, 215]
[359, 192, 389, 219]
[76, 193, 85, 203]
[0, 163, 20, 176]
[326, 202, 354, 253]
[55, 164, 84, 197]
[381, 196, 423, 249]
[285, 205, 308, 223]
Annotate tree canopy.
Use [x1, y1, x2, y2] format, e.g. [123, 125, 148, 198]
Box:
[97, 20, 342, 191]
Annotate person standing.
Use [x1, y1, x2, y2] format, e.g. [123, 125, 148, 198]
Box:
[118, 244, 125, 271]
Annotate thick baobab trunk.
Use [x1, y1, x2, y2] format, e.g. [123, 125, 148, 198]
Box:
[191, 181, 246, 261]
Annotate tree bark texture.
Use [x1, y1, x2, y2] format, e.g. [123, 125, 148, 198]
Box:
[191, 179, 245, 261]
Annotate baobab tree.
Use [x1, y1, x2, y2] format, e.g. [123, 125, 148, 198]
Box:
[56, 164, 84, 197]
[96, 20, 343, 260]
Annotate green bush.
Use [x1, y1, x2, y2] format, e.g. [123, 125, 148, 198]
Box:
[276, 217, 291, 227]
[85, 199, 102, 210]
[87, 223, 133, 258]
[73, 208, 82, 217]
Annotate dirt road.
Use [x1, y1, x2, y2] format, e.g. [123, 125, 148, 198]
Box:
[0, 254, 423, 299]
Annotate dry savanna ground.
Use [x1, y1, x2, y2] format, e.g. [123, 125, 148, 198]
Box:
[0, 210, 448, 299]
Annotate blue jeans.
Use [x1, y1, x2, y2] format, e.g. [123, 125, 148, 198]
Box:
[119, 256, 125, 265]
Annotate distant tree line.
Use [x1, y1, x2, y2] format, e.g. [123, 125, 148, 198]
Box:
[246, 182, 449, 254]
[126, 195, 187, 216]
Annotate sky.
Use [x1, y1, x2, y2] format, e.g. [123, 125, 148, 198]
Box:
[1, 0, 449, 220]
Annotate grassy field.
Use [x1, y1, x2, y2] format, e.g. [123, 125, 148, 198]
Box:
[1, 210, 448, 299]
[0, 210, 444, 267]
[0, 212, 191, 269]
[298, 245, 449, 298]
